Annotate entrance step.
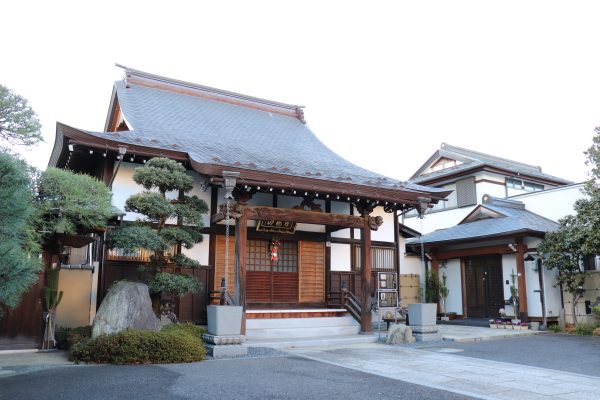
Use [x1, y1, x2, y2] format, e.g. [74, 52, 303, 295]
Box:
[245, 334, 378, 349]
[245, 309, 360, 340]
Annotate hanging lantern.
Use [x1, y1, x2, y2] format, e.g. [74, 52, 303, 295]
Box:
[270, 239, 281, 262]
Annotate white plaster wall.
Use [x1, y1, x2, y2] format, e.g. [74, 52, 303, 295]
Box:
[187, 171, 212, 228]
[401, 254, 422, 275]
[182, 236, 210, 265]
[403, 206, 476, 234]
[370, 206, 395, 242]
[524, 259, 542, 317]
[543, 267, 562, 319]
[502, 254, 517, 316]
[476, 182, 506, 200]
[111, 162, 143, 221]
[330, 201, 351, 239]
[511, 183, 586, 222]
[440, 259, 463, 315]
[331, 243, 351, 271]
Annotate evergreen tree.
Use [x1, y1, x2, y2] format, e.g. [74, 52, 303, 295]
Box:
[0, 152, 41, 317]
[108, 158, 208, 313]
[539, 128, 600, 327]
[0, 84, 42, 147]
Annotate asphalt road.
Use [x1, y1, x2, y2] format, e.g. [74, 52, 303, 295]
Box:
[422, 333, 600, 376]
[1, 354, 475, 400]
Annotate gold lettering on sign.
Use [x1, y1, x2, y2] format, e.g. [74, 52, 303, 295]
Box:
[256, 220, 297, 234]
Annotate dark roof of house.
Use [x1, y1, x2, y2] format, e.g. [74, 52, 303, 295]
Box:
[49, 66, 450, 207]
[409, 143, 572, 185]
[405, 196, 558, 246]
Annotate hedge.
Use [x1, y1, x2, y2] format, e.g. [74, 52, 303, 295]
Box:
[70, 323, 206, 364]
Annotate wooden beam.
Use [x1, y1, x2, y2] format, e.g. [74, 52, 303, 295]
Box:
[245, 206, 365, 229]
[235, 209, 248, 334]
[516, 241, 528, 319]
[432, 245, 521, 260]
[360, 215, 372, 333]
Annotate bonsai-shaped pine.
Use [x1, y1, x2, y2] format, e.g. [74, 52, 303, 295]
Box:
[108, 158, 208, 314]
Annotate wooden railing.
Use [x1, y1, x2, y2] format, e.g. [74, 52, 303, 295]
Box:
[341, 288, 361, 323]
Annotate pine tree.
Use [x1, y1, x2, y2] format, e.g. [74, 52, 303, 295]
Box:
[108, 158, 209, 314]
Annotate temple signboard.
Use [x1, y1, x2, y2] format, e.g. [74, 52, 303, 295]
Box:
[256, 220, 297, 234]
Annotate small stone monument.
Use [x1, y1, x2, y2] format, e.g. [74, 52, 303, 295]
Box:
[386, 324, 416, 344]
[92, 281, 160, 338]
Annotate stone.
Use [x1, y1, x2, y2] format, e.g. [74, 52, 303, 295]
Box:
[92, 281, 160, 338]
[385, 324, 416, 344]
[202, 333, 246, 345]
[204, 343, 248, 359]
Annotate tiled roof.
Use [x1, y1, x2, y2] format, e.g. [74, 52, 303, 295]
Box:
[405, 197, 558, 246]
[62, 68, 449, 200]
[409, 143, 572, 185]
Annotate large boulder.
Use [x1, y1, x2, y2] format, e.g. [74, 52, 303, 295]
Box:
[92, 281, 160, 338]
[386, 323, 416, 344]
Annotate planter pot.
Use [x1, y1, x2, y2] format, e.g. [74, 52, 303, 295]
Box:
[447, 313, 457, 320]
[207, 305, 243, 336]
[489, 324, 497, 329]
[441, 316, 450, 321]
[408, 303, 437, 326]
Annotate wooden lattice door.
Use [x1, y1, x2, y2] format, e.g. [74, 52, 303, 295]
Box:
[246, 239, 299, 304]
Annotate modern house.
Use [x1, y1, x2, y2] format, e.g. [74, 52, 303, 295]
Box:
[402, 143, 572, 235]
[403, 143, 597, 324]
[44, 66, 450, 339]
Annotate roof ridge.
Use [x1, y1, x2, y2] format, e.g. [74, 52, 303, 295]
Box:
[441, 142, 542, 172]
[115, 64, 306, 122]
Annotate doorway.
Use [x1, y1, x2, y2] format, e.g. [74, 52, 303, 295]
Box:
[464, 255, 504, 318]
[246, 239, 299, 304]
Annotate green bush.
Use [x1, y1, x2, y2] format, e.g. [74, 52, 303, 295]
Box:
[55, 325, 92, 350]
[70, 328, 206, 364]
[574, 323, 600, 336]
[161, 322, 206, 338]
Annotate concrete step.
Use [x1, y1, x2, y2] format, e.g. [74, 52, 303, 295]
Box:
[246, 314, 361, 339]
[246, 315, 358, 329]
[245, 333, 379, 349]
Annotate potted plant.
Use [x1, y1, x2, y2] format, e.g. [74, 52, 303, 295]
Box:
[409, 269, 439, 326]
[439, 272, 450, 321]
[489, 319, 497, 328]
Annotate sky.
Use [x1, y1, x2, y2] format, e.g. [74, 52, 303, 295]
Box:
[3, 1, 599, 183]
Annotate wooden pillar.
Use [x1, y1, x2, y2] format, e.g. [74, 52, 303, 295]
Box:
[360, 215, 372, 333]
[325, 201, 332, 307]
[516, 241, 528, 319]
[235, 209, 248, 334]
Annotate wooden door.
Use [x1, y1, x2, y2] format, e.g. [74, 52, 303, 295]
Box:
[299, 241, 325, 303]
[246, 239, 299, 304]
[465, 255, 504, 318]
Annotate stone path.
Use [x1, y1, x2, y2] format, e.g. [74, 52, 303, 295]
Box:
[287, 343, 600, 400]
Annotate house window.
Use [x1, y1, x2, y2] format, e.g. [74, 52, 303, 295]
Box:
[583, 254, 600, 271]
[506, 178, 544, 192]
[456, 177, 477, 207]
[353, 245, 396, 272]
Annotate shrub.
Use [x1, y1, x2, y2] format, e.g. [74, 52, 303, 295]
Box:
[593, 327, 600, 336]
[574, 323, 600, 336]
[161, 322, 206, 338]
[55, 325, 92, 350]
[70, 328, 205, 364]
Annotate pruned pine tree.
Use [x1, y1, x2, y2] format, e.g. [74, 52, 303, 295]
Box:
[108, 158, 208, 314]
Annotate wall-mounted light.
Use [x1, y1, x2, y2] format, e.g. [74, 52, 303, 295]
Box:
[89, 149, 93, 155]
[68, 143, 74, 152]
[508, 244, 517, 252]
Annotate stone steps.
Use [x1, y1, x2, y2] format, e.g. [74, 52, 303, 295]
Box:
[245, 313, 361, 340]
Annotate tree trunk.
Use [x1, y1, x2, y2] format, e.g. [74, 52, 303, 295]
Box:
[571, 293, 580, 327]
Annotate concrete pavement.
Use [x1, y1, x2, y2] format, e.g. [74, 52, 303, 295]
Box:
[287, 342, 600, 400]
